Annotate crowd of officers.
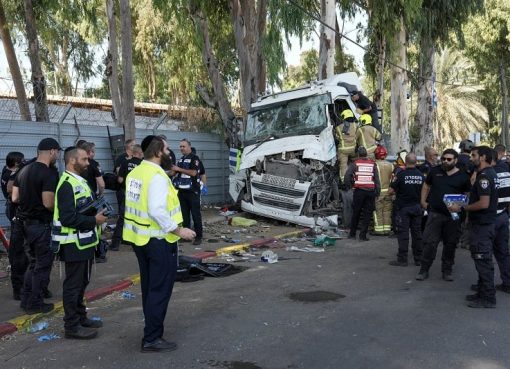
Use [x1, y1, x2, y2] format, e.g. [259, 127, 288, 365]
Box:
[342, 135, 510, 309]
[1, 135, 206, 348]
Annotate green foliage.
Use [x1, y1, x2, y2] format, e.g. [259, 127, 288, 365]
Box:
[282, 49, 318, 89]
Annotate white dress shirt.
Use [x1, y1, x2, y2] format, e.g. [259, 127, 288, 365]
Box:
[145, 161, 179, 235]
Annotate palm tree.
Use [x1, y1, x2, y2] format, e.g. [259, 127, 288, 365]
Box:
[433, 47, 488, 149]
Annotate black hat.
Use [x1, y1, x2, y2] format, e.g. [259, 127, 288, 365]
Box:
[349, 90, 359, 96]
[37, 138, 62, 151]
[141, 135, 157, 153]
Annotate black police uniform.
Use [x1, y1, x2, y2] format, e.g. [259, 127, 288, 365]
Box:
[457, 153, 475, 175]
[14, 161, 58, 312]
[354, 93, 381, 132]
[468, 166, 498, 306]
[490, 161, 510, 289]
[419, 166, 471, 277]
[174, 153, 203, 240]
[111, 157, 142, 250]
[84, 158, 103, 196]
[390, 167, 424, 264]
[1, 166, 28, 299]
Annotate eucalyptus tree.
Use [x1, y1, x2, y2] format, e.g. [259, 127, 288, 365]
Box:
[413, 0, 484, 154]
[0, 0, 30, 120]
[464, 0, 510, 147]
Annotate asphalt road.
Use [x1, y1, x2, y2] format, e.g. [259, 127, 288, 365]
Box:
[1, 236, 509, 369]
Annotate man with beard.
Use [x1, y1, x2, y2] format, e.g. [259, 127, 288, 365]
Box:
[123, 135, 195, 352]
[12, 138, 60, 314]
[52, 147, 108, 338]
[172, 139, 204, 245]
[416, 148, 471, 282]
[449, 146, 498, 308]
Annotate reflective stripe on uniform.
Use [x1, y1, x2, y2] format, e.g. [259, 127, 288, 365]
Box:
[125, 206, 149, 218]
[52, 234, 78, 242]
[123, 221, 166, 238]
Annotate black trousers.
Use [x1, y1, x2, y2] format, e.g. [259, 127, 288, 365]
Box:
[111, 190, 125, 248]
[63, 259, 92, 331]
[8, 218, 28, 294]
[395, 204, 423, 262]
[21, 223, 54, 309]
[349, 189, 376, 237]
[420, 212, 461, 273]
[178, 190, 203, 239]
[492, 212, 510, 286]
[470, 223, 496, 303]
[133, 238, 178, 343]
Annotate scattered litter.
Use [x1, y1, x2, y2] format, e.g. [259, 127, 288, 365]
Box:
[27, 321, 49, 333]
[207, 239, 219, 243]
[90, 316, 102, 321]
[286, 246, 325, 253]
[230, 217, 258, 227]
[261, 225, 271, 228]
[121, 291, 135, 299]
[261, 250, 278, 264]
[194, 247, 202, 250]
[313, 235, 337, 247]
[219, 210, 237, 217]
[37, 333, 60, 342]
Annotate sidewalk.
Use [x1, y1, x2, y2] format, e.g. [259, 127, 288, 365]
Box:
[0, 208, 308, 336]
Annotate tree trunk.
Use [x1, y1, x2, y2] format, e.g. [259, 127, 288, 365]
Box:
[119, 0, 135, 140]
[106, 0, 122, 126]
[318, 0, 335, 79]
[190, 6, 238, 147]
[414, 34, 435, 155]
[0, 0, 31, 121]
[23, 0, 48, 122]
[390, 17, 409, 154]
[375, 33, 385, 108]
[501, 62, 509, 148]
[230, 0, 266, 115]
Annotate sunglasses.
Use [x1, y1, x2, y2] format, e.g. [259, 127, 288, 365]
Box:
[441, 157, 454, 162]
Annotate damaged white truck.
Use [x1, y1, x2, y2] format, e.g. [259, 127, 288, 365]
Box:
[229, 72, 364, 228]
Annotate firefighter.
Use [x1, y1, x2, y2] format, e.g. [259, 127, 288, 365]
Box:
[372, 145, 393, 235]
[335, 109, 357, 181]
[356, 114, 381, 159]
[344, 146, 381, 241]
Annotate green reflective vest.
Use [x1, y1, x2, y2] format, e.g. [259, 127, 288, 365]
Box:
[123, 160, 183, 246]
[52, 172, 99, 251]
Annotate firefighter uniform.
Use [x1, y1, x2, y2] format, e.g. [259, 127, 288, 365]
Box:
[345, 152, 381, 241]
[373, 147, 393, 235]
[335, 109, 358, 181]
[355, 114, 381, 158]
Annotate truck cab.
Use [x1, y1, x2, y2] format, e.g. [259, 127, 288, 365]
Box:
[229, 72, 363, 228]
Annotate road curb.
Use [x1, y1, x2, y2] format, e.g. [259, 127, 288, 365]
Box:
[0, 228, 311, 339]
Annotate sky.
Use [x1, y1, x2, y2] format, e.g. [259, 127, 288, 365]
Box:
[0, 11, 368, 94]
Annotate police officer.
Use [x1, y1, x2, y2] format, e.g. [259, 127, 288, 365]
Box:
[457, 139, 475, 175]
[110, 144, 144, 251]
[334, 109, 357, 181]
[123, 135, 195, 353]
[388, 153, 424, 266]
[494, 144, 510, 171]
[355, 114, 381, 159]
[373, 145, 393, 235]
[344, 146, 381, 241]
[2, 152, 27, 300]
[449, 146, 498, 308]
[12, 138, 60, 314]
[172, 138, 204, 245]
[52, 147, 108, 339]
[417, 149, 471, 282]
[418, 146, 439, 177]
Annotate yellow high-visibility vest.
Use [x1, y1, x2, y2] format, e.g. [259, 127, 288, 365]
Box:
[123, 160, 183, 246]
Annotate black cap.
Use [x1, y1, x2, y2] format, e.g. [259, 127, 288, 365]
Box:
[37, 138, 62, 151]
[141, 135, 157, 153]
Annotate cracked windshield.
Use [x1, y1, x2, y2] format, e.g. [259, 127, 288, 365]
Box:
[245, 93, 331, 143]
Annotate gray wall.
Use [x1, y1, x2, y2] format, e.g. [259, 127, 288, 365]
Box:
[0, 119, 229, 227]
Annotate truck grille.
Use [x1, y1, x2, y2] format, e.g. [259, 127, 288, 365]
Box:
[251, 182, 305, 197]
[253, 195, 302, 211]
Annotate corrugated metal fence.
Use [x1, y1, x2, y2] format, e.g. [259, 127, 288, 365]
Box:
[0, 119, 230, 227]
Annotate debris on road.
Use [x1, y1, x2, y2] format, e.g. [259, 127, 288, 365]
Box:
[230, 217, 258, 227]
[286, 246, 325, 253]
[260, 250, 278, 264]
[120, 291, 135, 300]
[37, 333, 60, 342]
[313, 235, 337, 247]
[27, 321, 49, 333]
